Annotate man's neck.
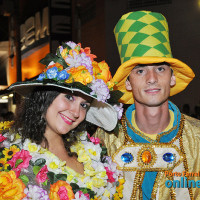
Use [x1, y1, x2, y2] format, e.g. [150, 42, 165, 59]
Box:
[134, 101, 170, 134]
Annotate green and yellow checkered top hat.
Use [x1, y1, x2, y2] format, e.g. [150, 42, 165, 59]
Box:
[113, 10, 195, 104]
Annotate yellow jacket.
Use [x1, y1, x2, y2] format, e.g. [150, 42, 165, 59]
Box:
[95, 114, 200, 199]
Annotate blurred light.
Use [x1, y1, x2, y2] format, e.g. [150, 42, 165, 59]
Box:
[0, 98, 8, 103]
[9, 93, 13, 97]
[2, 96, 8, 99]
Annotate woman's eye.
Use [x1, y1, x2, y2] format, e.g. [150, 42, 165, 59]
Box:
[65, 94, 74, 101]
[81, 103, 89, 110]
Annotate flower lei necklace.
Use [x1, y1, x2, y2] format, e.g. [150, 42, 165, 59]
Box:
[0, 126, 124, 200]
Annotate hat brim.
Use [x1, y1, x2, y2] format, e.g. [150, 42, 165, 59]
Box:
[112, 57, 195, 104]
[8, 80, 118, 131]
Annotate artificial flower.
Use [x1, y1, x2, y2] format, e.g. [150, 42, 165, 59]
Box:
[0, 170, 26, 200]
[0, 158, 9, 170]
[2, 145, 20, 159]
[36, 165, 48, 183]
[66, 66, 93, 85]
[113, 103, 124, 120]
[94, 61, 112, 83]
[23, 185, 49, 200]
[49, 180, 75, 200]
[90, 79, 110, 102]
[0, 134, 7, 142]
[46, 67, 58, 79]
[7, 149, 32, 176]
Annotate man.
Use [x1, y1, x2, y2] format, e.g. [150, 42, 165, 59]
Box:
[95, 11, 200, 199]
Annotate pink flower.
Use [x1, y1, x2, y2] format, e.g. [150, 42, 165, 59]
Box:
[87, 133, 100, 144]
[0, 134, 7, 142]
[58, 186, 69, 200]
[7, 149, 32, 177]
[105, 167, 115, 183]
[36, 165, 48, 183]
[77, 191, 90, 199]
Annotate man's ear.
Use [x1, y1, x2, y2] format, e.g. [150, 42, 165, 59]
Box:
[125, 79, 132, 91]
[170, 73, 176, 87]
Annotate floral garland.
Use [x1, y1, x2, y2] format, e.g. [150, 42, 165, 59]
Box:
[0, 126, 124, 200]
[36, 41, 123, 119]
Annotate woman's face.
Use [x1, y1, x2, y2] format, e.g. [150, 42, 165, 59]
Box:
[45, 92, 92, 136]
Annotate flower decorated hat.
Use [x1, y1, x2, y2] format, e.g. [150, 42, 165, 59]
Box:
[8, 41, 123, 131]
[112, 10, 195, 104]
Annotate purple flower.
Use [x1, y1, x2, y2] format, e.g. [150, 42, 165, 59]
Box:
[37, 73, 46, 81]
[23, 185, 49, 200]
[113, 103, 124, 119]
[90, 79, 110, 103]
[46, 67, 58, 79]
[66, 41, 77, 49]
[57, 70, 69, 80]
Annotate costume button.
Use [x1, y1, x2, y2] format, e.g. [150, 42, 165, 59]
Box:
[163, 153, 174, 162]
[121, 153, 133, 163]
[141, 150, 151, 164]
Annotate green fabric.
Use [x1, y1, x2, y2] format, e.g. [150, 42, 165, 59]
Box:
[114, 11, 173, 64]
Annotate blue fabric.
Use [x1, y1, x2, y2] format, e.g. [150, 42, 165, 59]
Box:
[125, 101, 181, 199]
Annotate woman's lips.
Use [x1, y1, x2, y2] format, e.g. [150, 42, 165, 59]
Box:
[59, 113, 74, 125]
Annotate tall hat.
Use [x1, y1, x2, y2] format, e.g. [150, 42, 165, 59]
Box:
[112, 10, 195, 104]
[8, 41, 123, 131]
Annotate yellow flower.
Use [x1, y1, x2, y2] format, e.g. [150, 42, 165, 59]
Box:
[93, 61, 112, 83]
[66, 66, 93, 85]
[0, 121, 14, 131]
[49, 162, 58, 169]
[92, 61, 102, 77]
[92, 177, 106, 188]
[28, 143, 38, 152]
[103, 189, 110, 198]
[0, 170, 26, 200]
[88, 149, 97, 156]
[77, 149, 91, 163]
[49, 180, 75, 200]
[0, 158, 9, 170]
[60, 48, 68, 58]
[84, 162, 96, 176]
[107, 80, 115, 89]
[2, 145, 20, 159]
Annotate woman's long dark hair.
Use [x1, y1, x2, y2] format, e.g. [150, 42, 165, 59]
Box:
[14, 87, 87, 156]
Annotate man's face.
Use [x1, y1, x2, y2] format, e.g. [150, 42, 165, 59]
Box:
[126, 64, 176, 107]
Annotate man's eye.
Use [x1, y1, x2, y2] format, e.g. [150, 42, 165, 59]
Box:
[65, 94, 74, 101]
[137, 69, 144, 74]
[157, 67, 165, 72]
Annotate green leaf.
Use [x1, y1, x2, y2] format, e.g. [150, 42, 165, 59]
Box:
[39, 53, 58, 66]
[42, 179, 48, 186]
[47, 171, 56, 184]
[107, 90, 124, 104]
[62, 42, 72, 50]
[33, 165, 41, 175]
[55, 174, 67, 181]
[29, 160, 34, 166]
[56, 57, 69, 68]
[15, 159, 23, 168]
[34, 158, 46, 167]
[70, 183, 80, 191]
[19, 175, 29, 186]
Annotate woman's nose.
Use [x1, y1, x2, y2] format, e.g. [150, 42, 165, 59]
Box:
[70, 104, 80, 118]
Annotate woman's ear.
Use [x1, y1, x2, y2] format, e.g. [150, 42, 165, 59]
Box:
[125, 79, 132, 91]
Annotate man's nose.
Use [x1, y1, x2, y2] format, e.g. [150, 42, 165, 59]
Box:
[146, 70, 158, 85]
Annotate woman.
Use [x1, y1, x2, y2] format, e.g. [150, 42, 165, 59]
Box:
[0, 41, 124, 200]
